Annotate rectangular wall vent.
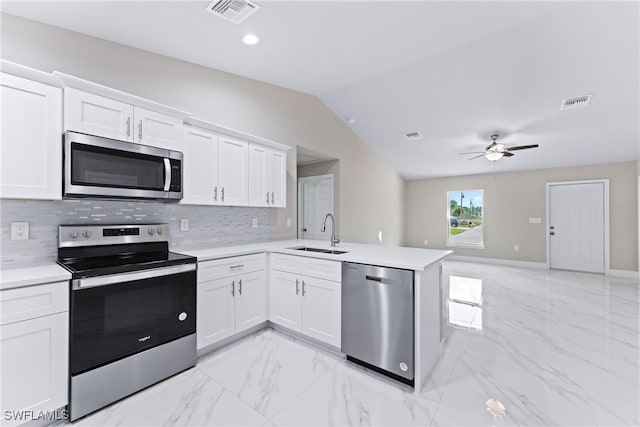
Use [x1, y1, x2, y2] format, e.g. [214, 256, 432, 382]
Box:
[206, 0, 260, 24]
[404, 131, 423, 141]
[561, 94, 592, 111]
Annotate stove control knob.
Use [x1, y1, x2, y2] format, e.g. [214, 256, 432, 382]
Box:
[83, 230, 91, 238]
[70, 230, 78, 239]
[148, 228, 155, 236]
[157, 228, 163, 235]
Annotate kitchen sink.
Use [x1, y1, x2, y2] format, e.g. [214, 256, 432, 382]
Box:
[288, 246, 348, 255]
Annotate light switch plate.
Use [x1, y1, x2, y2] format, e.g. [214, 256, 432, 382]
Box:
[286, 218, 292, 228]
[529, 217, 542, 224]
[11, 222, 29, 240]
[252, 218, 258, 228]
[180, 218, 189, 232]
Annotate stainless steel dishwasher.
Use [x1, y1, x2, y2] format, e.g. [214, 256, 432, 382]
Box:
[341, 262, 415, 386]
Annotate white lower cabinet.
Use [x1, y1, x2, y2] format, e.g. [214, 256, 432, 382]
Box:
[0, 282, 69, 425]
[269, 255, 341, 348]
[197, 257, 266, 350]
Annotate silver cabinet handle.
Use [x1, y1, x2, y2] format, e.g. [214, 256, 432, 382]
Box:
[231, 280, 235, 297]
[302, 280, 306, 296]
[271, 192, 274, 204]
[266, 191, 270, 203]
[229, 264, 244, 269]
[138, 120, 143, 140]
[221, 187, 225, 202]
[295, 279, 299, 295]
[214, 186, 218, 201]
[550, 232, 555, 236]
[238, 279, 243, 295]
[126, 117, 131, 138]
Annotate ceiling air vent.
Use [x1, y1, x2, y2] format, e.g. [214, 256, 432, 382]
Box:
[404, 131, 423, 141]
[561, 94, 592, 111]
[206, 0, 260, 24]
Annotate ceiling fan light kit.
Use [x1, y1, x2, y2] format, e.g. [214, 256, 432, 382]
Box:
[460, 133, 539, 162]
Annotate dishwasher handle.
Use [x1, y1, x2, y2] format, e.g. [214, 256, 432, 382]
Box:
[365, 275, 384, 282]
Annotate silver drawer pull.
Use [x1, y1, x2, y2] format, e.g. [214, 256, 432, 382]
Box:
[230, 264, 244, 269]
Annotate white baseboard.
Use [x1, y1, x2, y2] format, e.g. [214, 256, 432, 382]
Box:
[448, 255, 547, 269]
[608, 269, 640, 279]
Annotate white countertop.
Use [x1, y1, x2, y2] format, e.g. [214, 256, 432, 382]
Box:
[181, 239, 452, 271]
[0, 263, 72, 291]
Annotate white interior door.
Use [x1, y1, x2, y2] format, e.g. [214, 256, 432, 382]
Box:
[549, 182, 605, 273]
[298, 175, 334, 240]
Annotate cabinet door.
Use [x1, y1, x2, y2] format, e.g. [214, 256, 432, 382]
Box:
[0, 312, 68, 424]
[301, 277, 341, 347]
[248, 144, 269, 207]
[1, 73, 62, 200]
[218, 135, 248, 206]
[181, 127, 219, 205]
[269, 270, 302, 332]
[197, 278, 235, 349]
[133, 106, 183, 151]
[64, 88, 133, 141]
[269, 149, 287, 207]
[235, 270, 266, 332]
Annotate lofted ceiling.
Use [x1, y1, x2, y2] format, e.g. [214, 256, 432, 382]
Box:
[2, 1, 638, 179]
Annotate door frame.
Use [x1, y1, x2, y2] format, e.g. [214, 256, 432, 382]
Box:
[545, 179, 610, 274]
[297, 174, 334, 239]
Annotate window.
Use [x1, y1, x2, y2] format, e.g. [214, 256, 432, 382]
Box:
[447, 189, 484, 248]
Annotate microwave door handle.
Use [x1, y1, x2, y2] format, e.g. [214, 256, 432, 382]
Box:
[163, 158, 171, 191]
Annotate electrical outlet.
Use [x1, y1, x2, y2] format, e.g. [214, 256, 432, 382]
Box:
[514, 245, 520, 252]
[424, 239, 429, 246]
[180, 218, 189, 232]
[529, 217, 541, 224]
[11, 222, 29, 240]
[252, 218, 258, 228]
[286, 218, 292, 228]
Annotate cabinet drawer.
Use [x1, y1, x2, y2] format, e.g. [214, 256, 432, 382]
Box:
[270, 253, 303, 274]
[302, 258, 342, 282]
[0, 282, 69, 326]
[198, 253, 265, 282]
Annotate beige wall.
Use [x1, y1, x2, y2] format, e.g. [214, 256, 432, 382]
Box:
[297, 160, 341, 236]
[1, 14, 405, 246]
[405, 162, 638, 271]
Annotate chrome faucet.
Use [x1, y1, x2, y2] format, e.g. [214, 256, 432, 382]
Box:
[321, 213, 340, 247]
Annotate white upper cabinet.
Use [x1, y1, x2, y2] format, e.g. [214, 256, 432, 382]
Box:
[133, 106, 183, 151]
[218, 135, 249, 206]
[65, 88, 133, 141]
[248, 143, 287, 208]
[269, 149, 287, 207]
[182, 127, 220, 205]
[64, 88, 183, 151]
[1, 73, 62, 200]
[248, 144, 270, 206]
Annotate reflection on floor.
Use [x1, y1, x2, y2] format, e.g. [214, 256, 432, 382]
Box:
[70, 261, 639, 426]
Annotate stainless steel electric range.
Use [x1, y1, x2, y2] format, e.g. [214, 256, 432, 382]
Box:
[57, 224, 197, 421]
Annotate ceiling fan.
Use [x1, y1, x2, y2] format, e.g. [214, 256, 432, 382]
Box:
[459, 134, 539, 161]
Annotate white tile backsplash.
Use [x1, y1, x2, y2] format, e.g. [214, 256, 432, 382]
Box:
[0, 199, 270, 268]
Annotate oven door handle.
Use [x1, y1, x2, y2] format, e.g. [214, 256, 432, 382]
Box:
[72, 263, 196, 290]
[163, 158, 171, 191]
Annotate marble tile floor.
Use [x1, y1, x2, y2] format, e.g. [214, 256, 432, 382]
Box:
[67, 261, 638, 426]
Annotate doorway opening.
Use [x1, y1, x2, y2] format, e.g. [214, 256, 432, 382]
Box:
[296, 146, 339, 240]
[546, 180, 610, 274]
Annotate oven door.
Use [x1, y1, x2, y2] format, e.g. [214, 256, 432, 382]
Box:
[64, 131, 182, 200]
[70, 264, 196, 376]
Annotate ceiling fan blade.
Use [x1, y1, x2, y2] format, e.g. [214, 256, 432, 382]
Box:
[503, 151, 515, 157]
[458, 151, 485, 155]
[505, 144, 539, 151]
[467, 154, 486, 160]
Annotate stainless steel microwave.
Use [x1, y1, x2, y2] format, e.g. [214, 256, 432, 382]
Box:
[64, 131, 182, 201]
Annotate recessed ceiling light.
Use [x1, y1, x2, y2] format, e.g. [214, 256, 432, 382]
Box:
[346, 117, 356, 125]
[242, 34, 260, 45]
